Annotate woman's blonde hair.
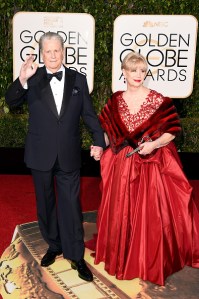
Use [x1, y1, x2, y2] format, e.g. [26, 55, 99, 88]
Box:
[121, 52, 148, 71]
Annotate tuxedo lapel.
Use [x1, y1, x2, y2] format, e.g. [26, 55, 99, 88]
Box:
[37, 67, 59, 118]
[33, 66, 76, 119]
[59, 66, 76, 118]
[41, 84, 59, 118]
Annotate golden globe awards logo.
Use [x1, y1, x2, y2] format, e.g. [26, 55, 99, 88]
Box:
[120, 32, 189, 81]
[13, 12, 95, 93]
[19, 30, 88, 74]
[113, 15, 198, 98]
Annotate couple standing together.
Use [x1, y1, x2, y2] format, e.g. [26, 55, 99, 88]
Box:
[6, 32, 199, 285]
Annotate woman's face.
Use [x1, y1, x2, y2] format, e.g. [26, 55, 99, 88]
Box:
[123, 62, 147, 87]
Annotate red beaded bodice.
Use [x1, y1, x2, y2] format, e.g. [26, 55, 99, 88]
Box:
[118, 90, 164, 133]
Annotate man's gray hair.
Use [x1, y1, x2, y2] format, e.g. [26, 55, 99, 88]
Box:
[39, 32, 64, 51]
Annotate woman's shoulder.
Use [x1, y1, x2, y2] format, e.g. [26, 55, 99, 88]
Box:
[112, 90, 124, 97]
[110, 90, 124, 101]
[148, 89, 173, 110]
[150, 89, 164, 98]
[149, 89, 173, 104]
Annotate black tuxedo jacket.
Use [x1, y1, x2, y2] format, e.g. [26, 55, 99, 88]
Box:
[5, 66, 105, 171]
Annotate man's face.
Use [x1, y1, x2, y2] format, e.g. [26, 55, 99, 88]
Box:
[41, 38, 64, 73]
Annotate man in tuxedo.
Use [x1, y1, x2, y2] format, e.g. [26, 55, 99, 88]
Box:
[5, 32, 105, 282]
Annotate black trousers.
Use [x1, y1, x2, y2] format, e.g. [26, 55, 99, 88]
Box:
[31, 158, 84, 261]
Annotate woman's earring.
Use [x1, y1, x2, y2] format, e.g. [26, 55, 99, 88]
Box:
[124, 77, 126, 83]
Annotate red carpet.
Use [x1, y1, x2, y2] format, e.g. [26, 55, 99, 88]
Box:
[0, 175, 101, 256]
[0, 175, 198, 257]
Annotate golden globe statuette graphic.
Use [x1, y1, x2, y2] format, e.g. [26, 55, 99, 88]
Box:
[0, 221, 142, 299]
[1, 221, 199, 298]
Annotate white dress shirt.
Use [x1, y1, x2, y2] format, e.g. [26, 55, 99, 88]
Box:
[47, 65, 65, 115]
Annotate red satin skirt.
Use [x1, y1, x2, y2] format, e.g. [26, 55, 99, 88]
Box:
[89, 143, 199, 285]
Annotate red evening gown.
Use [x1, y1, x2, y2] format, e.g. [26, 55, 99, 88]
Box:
[92, 92, 199, 285]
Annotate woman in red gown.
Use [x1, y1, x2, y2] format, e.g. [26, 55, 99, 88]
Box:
[91, 52, 199, 285]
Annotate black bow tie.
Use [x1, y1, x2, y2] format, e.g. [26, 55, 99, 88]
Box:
[47, 71, 63, 81]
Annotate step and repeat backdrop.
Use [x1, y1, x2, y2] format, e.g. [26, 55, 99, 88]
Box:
[13, 12, 95, 93]
[112, 15, 198, 98]
[13, 12, 198, 97]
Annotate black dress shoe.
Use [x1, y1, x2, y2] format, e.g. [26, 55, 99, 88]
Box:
[71, 259, 93, 282]
[41, 250, 62, 267]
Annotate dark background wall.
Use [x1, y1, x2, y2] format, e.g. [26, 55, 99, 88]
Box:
[0, 147, 198, 180]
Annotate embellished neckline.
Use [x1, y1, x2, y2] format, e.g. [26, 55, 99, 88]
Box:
[117, 89, 163, 133]
[120, 89, 153, 116]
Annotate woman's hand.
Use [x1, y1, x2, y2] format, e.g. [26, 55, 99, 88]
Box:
[138, 141, 156, 156]
[138, 133, 175, 156]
